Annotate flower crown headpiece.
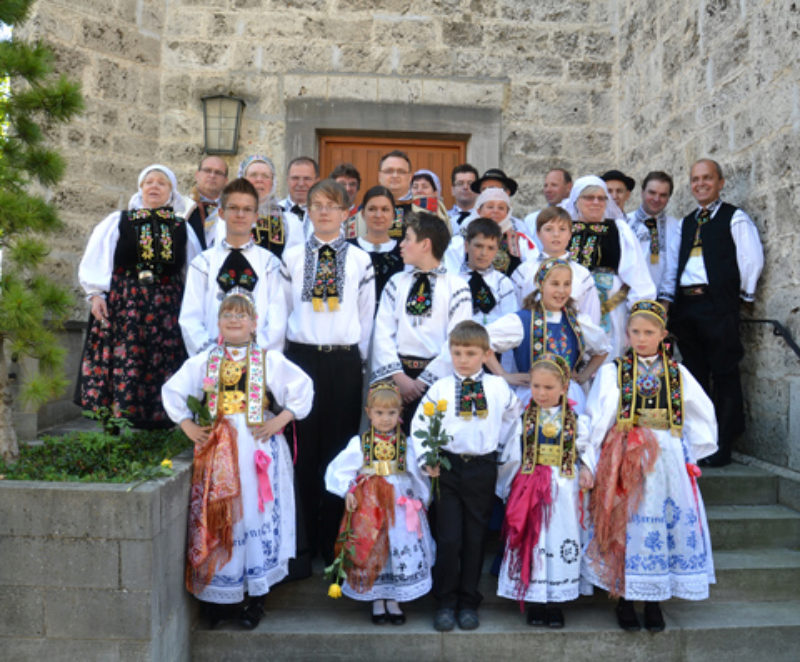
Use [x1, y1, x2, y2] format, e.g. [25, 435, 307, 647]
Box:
[535, 257, 571, 288]
[532, 352, 570, 384]
[630, 299, 667, 327]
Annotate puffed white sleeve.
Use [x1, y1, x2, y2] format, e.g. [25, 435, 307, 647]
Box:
[324, 435, 364, 497]
[498, 275, 520, 315]
[510, 260, 537, 303]
[443, 235, 466, 274]
[357, 255, 376, 361]
[265, 350, 314, 421]
[658, 217, 682, 301]
[403, 433, 432, 505]
[370, 275, 403, 383]
[730, 209, 764, 302]
[420, 277, 472, 385]
[184, 219, 203, 266]
[577, 313, 611, 358]
[575, 413, 596, 474]
[615, 219, 657, 305]
[486, 312, 524, 354]
[258, 257, 288, 353]
[78, 211, 122, 296]
[495, 385, 522, 499]
[179, 252, 213, 356]
[161, 352, 208, 424]
[574, 268, 602, 325]
[679, 364, 718, 462]
[584, 363, 621, 475]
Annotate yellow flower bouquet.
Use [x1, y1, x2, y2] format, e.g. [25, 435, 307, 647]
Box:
[414, 399, 453, 499]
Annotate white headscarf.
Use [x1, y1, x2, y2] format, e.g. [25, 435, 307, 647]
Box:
[560, 175, 625, 221]
[128, 164, 187, 213]
[463, 187, 514, 234]
[412, 169, 442, 196]
[237, 153, 281, 217]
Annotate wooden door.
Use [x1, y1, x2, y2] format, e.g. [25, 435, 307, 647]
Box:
[318, 135, 467, 209]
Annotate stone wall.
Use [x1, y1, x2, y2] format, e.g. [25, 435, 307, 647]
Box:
[615, 0, 800, 470]
[0, 453, 194, 660]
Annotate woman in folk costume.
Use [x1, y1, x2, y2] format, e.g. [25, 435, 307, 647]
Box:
[162, 293, 313, 629]
[324, 382, 434, 625]
[76, 164, 202, 428]
[485, 258, 610, 413]
[582, 300, 717, 632]
[214, 154, 304, 259]
[446, 187, 537, 278]
[560, 175, 655, 360]
[498, 354, 594, 628]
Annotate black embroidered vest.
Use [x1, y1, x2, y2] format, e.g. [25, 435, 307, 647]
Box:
[568, 220, 621, 272]
[114, 209, 187, 277]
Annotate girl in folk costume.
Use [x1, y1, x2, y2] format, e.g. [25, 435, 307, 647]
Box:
[560, 175, 656, 360]
[498, 354, 594, 628]
[324, 383, 434, 625]
[485, 258, 610, 413]
[582, 300, 717, 632]
[161, 294, 313, 629]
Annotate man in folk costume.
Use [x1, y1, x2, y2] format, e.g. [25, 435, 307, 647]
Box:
[186, 155, 228, 250]
[661, 158, 763, 466]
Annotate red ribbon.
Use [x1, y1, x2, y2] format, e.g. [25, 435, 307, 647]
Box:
[686, 462, 703, 536]
[254, 450, 274, 512]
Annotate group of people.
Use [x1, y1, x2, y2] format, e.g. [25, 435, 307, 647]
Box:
[74, 149, 764, 633]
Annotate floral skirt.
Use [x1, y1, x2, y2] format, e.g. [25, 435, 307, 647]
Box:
[75, 269, 186, 428]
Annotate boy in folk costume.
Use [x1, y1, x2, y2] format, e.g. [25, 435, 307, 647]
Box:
[281, 179, 376, 573]
[582, 300, 717, 632]
[371, 210, 472, 432]
[411, 321, 522, 632]
[162, 294, 313, 629]
[511, 206, 602, 324]
[180, 178, 287, 356]
[324, 383, 435, 625]
[497, 354, 594, 628]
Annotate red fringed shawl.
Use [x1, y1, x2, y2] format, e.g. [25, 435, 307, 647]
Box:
[185, 417, 243, 596]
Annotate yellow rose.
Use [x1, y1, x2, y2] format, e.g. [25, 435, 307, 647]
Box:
[422, 401, 436, 417]
[160, 458, 173, 470]
[327, 583, 343, 599]
[436, 399, 448, 413]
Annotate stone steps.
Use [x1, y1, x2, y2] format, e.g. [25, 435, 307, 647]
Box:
[192, 599, 800, 662]
[191, 462, 800, 661]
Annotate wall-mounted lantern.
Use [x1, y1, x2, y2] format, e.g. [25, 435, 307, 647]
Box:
[201, 94, 246, 155]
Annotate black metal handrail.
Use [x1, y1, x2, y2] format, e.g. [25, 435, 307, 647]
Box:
[741, 318, 800, 361]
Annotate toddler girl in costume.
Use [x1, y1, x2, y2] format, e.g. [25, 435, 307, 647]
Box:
[487, 258, 609, 413]
[498, 354, 594, 628]
[582, 300, 717, 632]
[324, 382, 434, 624]
[162, 294, 313, 628]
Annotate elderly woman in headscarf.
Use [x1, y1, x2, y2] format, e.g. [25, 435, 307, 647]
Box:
[445, 187, 536, 278]
[213, 154, 305, 259]
[76, 164, 203, 428]
[560, 175, 655, 359]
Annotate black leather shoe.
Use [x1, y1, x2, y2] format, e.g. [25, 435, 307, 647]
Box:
[388, 610, 406, 625]
[644, 601, 665, 632]
[371, 612, 388, 625]
[546, 605, 565, 629]
[239, 602, 264, 630]
[616, 598, 641, 631]
[457, 608, 480, 630]
[526, 603, 546, 626]
[433, 608, 456, 632]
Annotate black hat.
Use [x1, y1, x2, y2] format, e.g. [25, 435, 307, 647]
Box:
[471, 168, 518, 196]
[601, 170, 635, 192]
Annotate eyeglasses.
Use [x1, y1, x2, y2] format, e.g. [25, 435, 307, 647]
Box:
[199, 167, 227, 177]
[379, 168, 410, 176]
[224, 205, 257, 215]
[579, 195, 608, 203]
[220, 312, 251, 321]
[309, 203, 343, 213]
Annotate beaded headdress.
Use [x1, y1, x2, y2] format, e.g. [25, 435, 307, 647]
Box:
[630, 299, 667, 327]
[534, 257, 571, 289]
[531, 352, 570, 385]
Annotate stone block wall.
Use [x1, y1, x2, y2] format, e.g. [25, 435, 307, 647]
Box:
[615, 0, 800, 470]
[0, 453, 194, 660]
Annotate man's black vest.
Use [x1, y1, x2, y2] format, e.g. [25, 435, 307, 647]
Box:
[677, 202, 740, 311]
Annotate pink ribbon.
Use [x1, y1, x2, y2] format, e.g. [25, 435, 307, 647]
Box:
[686, 462, 703, 536]
[397, 496, 423, 539]
[254, 450, 273, 512]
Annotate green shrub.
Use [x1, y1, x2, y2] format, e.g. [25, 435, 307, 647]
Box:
[0, 426, 191, 483]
